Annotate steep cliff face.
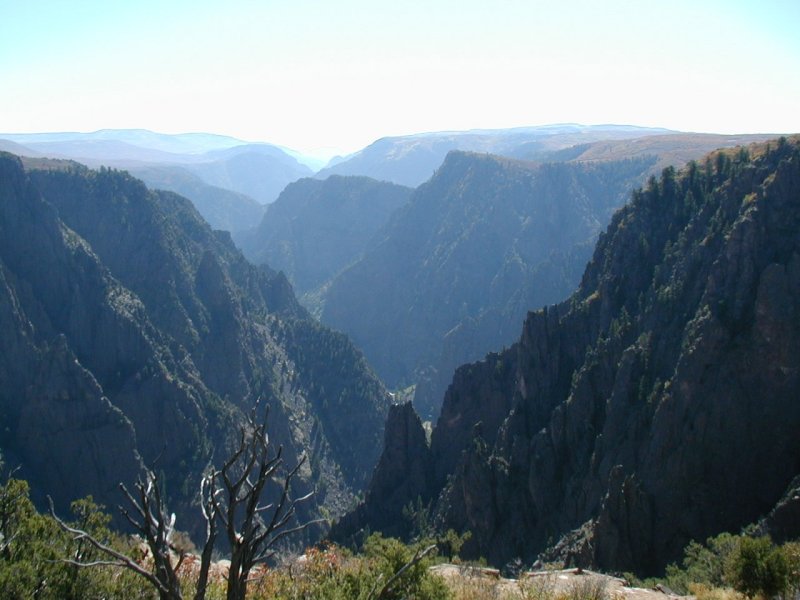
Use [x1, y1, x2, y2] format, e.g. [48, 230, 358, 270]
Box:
[330, 402, 432, 543]
[322, 151, 654, 408]
[0, 154, 389, 530]
[0, 154, 175, 511]
[338, 138, 800, 574]
[236, 175, 412, 301]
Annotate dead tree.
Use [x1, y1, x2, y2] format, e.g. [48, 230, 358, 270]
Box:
[193, 470, 219, 600]
[50, 468, 187, 600]
[119, 470, 185, 600]
[48, 416, 437, 600]
[51, 405, 318, 600]
[52, 465, 222, 600]
[211, 406, 319, 600]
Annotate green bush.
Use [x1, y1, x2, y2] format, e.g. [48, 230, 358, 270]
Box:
[246, 536, 452, 600]
[729, 536, 788, 599]
[0, 476, 152, 600]
[660, 533, 800, 599]
[783, 542, 800, 598]
[362, 533, 451, 600]
[664, 532, 741, 593]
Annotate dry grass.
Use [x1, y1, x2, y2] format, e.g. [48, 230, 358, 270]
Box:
[441, 568, 616, 600]
[559, 575, 609, 600]
[687, 583, 745, 600]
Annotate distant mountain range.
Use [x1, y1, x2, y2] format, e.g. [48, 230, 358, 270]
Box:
[1, 126, 777, 238]
[316, 124, 674, 187]
[3, 127, 783, 419]
[0, 129, 247, 155]
[0, 130, 313, 231]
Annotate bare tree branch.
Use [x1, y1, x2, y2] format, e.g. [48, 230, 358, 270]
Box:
[46, 401, 317, 600]
[51, 466, 186, 600]
[214, 404, 318, 600]
[61, 558, 134, 568]
[194, 470, 219, 600]
[48, 497, 170, 595]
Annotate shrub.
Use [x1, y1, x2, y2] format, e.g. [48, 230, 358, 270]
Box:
[783, 542, 800, 598]
[560, 576, 608, 600]
[729, 536, 788, 599]
[687, 582, 744, 600]
[246, 537, 452, 600]
[517, 572, 557, 600]
[664, 532, 741, 594]
[0, 477, 151, 600]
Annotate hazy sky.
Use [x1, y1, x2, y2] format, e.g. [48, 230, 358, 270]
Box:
[1, 0, 799, 156]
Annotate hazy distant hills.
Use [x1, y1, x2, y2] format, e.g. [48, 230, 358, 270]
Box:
[0, 139, 45, 157]
[236, 176, 412, 302]
[2, 127, 778, 239]
[124, 164, 266, 233]
[553, 132, 780, 171]
[0, 130, 314, 231]
[180, 144, 313, 204]
[0, 129, 247, 155]
[316, 124, 674, 187]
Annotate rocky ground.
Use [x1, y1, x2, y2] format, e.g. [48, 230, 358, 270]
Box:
[430, 565, 690, 600]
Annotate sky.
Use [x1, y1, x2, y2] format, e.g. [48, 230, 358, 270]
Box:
[1, 0, 799, 158]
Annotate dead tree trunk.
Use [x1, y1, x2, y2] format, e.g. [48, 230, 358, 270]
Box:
[214, 407, 318, 600]
[50, 469, 186, 600]
[50, 404, 317, 600]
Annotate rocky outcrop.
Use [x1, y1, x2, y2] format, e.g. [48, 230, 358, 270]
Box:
[757, 476, 800, 544]
[330, 402, 432, 542]
[368, 402, 433, 516]
[342, 138, 800, 574]
[430, 349, 518, 488]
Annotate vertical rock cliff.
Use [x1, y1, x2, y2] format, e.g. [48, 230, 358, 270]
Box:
[334, 138, 800, 574]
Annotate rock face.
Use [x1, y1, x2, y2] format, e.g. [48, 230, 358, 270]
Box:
[335, 138, 800, 574]
[0, 153, 389, 533]
[329, 401, 432, 542]
[322, 151, 655, 414]
[757, 475, 800, 543]
[235, 175, 411, 300]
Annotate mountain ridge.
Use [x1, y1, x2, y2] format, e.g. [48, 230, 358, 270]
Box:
[320, 149, 659, 408]
[0, 152, 390, 537]
[316, 124, 676, 186]
[236, 175, 413, 303]
[331, 137, 800, 574]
